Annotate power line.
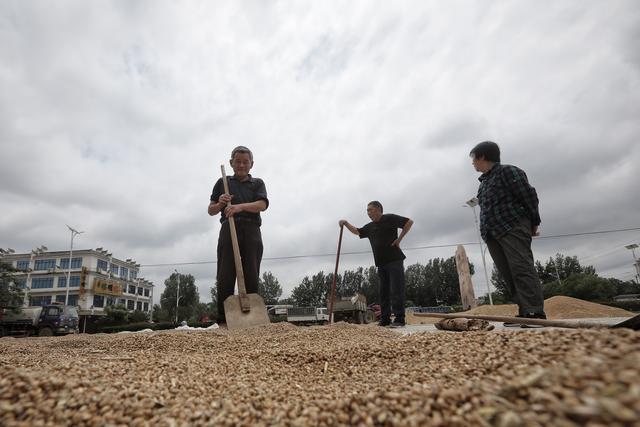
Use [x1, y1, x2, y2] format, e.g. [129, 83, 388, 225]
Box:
[140, 226, 640, 268]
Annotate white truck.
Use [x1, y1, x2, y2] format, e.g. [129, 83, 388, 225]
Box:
[286, 307, 330, 325]
[0, 305, 79, 337]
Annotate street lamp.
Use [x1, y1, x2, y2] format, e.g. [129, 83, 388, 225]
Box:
[174, 269, 180, 324]
[64, 225, 84, 306]
[464, 197, 493, 305]
[625, 244, 640, 283]
[25, 245, 48, 306]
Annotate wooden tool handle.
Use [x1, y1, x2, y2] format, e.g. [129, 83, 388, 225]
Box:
[412, 312, 607, 329]
[221, 165, 248, 300]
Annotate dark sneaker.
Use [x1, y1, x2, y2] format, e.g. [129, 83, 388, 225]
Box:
[503, 315, 524, 327]
[378, 319, 391, 327]
[520, 312, 547, 329]
[390, 320, 406, 328]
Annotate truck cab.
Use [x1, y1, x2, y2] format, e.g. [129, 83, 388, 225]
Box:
[0, 305, 79, 337]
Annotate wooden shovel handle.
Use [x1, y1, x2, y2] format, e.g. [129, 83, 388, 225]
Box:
[220, 165, 248, 299]
[413, 312, 609, 329]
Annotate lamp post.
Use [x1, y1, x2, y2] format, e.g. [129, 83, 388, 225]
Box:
[64, 225, 84, 306]
[25, 245, 48, 306]
[625, 244, 640, 283]
[174, 269, 180, 324]
[464, 197, 493, 305]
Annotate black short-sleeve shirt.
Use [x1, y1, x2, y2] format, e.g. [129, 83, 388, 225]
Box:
[210, 175, 269, 225]
[357, 214, 409, 267]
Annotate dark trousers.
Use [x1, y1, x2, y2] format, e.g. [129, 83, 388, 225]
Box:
[377, 260, 405, 322]
[216, 220, 263, 321]
[485, 218, 545, 316]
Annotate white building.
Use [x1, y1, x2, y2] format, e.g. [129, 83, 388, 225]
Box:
[2, 248, 154, 317]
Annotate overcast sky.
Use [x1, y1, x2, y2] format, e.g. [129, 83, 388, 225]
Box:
[1, 1, 639, 304]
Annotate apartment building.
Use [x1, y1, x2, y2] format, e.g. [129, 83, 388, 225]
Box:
[2, 248, 153, 316]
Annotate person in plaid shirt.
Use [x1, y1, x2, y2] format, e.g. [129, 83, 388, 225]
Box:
[470, 141, 546, 327]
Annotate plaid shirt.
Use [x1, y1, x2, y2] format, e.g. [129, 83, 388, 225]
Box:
[477, 163, 541, 240]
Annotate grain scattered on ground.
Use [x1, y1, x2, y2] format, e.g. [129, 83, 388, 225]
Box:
[1, 321, 639, 426]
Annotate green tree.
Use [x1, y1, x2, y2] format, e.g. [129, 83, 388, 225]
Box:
[129, 310, 149, 323]
[338, 267, 366, 297]
[490, 265, 511, 301]
[191, 302, 216, 322]
[258, 271, 283, 305]
[0, 261, 24, 310]
[536, 253, 595, 284]
[607, 278, 640, 296]
[291, 272, 329, 307]
[405, 263, 431, 307]
[160, 272, 199, 323]
[104, 304, 128, 323]
[151, 303, 170, 322]
[422, 257, 470, 306]
[362, 266, 380, 305]
[543, 273, 616, 301]
[209, 287, 219, 320]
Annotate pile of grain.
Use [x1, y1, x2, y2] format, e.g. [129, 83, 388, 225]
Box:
[1, 322, 639, 426]
[408, 296, 634, 324]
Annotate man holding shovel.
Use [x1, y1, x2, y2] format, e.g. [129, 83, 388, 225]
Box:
[208, 146, 269, 325]
[340, 201, 413, 327]
[470, 141, 546, 327]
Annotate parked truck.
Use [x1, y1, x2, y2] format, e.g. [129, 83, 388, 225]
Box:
[286, 307, 329, 325]
[0, 305, 79, 337]
[328, 293, 376, 324]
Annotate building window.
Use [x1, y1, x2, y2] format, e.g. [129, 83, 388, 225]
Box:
[97, 259, 108, 271]
[136, 301, 142, 311]
[16, 260, 30, 270]
[127, 300, 135, 310]
[106, 297, 117, 307]
[143, 302, 149, 311]
[32, 277, 54, 289]
[34, 259, 56, 271]
[30, 295, 52, 306]
[15, 278, 26, 289]
[128, 284, 136, 294]
[58, 276, 80, 288]
[144, 288, 150, 297]
[110, 264, 119, 276]
[60, 257, 83, 269]
[93, 295, 104, 308]
[118, 299, 126, 306]
[130, 270, 137, 280]
[120, 267, 128, 280]
[137, 287, 143, 296]
[55, 294, 78, 306]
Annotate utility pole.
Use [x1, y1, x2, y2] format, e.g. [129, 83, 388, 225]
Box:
[175, 269, 180, 324]
[625, 244, 640, 283]
[65, 225, 84, 306]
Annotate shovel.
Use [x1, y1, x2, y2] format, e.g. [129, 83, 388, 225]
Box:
[220, 165, 270, 331]
[413, 312, 640, 330]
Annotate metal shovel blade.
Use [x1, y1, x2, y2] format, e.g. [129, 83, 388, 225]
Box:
[224, 293, 270, 331]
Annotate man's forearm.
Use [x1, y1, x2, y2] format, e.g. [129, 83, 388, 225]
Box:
[340, 221, 360, 236]
[238, 200, 268, 213]
[398, 219, 414, 240]
[208, 201, 224, 216]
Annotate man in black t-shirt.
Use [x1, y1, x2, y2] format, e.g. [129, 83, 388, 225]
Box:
[208, 146, 269, 325]
[340, 201, 413, 327]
